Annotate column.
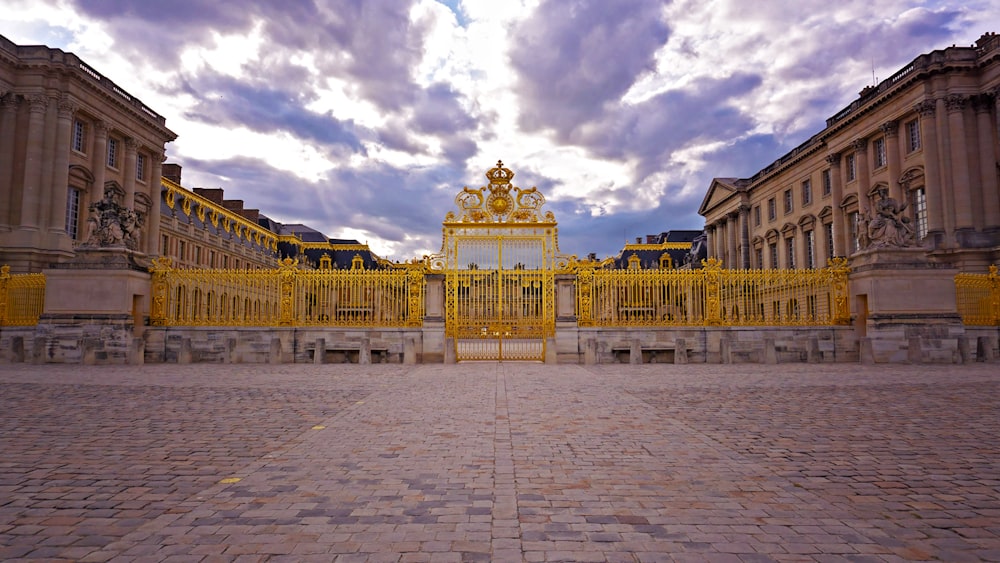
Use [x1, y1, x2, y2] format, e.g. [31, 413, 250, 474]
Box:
[853, 137, 871, 214]
[738, 204, 751, 269]
[914, 99, 945, 242]
[881, 120, 901, 200]
[826, 153, 846, 256]
[704, 225, 714, 262]
[123, 137, 138, 207]
[981, 93, 1000, 232]
[39, 96, 59, 230]
[145, 152, 165, 256]
[726, 212, 738, 269]
[48, 96, 76, 236]
[0, 95, 19, 226]
[90, 121, 108, 206]
[973, 94, 998, 231]
[19, 95, 48, 230]
[946, 94, 973, 231]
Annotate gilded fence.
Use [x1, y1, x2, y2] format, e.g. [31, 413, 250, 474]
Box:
[149, 258, 425, 327]
[0, 265, 46, 327]
[955, 265, 1000, 326]
[576, 257, 851, 327]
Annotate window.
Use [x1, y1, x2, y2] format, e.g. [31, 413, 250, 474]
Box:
[161, 234, 169, 255]
[822, 169, 832, 196]
[178, 240, 186, 262]
[802, 179, 812, 206]
[136, 153, 146, 182]
[65, 188, 81, 239]
[754, 205, 761, 226]
[769, 242, 778, 268]
[768, 198, 776, 221]
[209, 250, 216, 268]
[906, 119, 921, 153]
[72, 120, 86, 153]
[194, 246, 202, 265]
[754, 247, 763, 269]
[805, 230, 815, 269]
[873, 137, 887, 169]
[846, 153, 856, 182]
[913, 187, 927, 239]
[848, 211, 860, 253]
[107, 137, 119, 169]
[222, 255, 229, 268]
[824, 222, 834, 262]
[783, 189, 793, 214]
[785, 237, 796, 268]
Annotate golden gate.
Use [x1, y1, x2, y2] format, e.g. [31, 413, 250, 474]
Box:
[429, 161, 573, 361]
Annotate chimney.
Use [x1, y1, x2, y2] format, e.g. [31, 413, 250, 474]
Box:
[193, 188, 225, 204]
[162, 163, 182, 184]
[635, 237, 641, 244]
[240, 209, 260, 222]
[223, 199, 244, 213]
[646, 235, 657, 243]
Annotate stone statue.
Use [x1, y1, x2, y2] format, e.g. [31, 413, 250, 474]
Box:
[684, 233, 709, 267]
[83, 191, 144, 250]
[863, 187, 915, 249]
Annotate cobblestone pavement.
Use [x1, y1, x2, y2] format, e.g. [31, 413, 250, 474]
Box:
[0, 363, 998, 562]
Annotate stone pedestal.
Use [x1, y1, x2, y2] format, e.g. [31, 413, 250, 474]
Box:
[849, 247, 964, 363]
[35, 247, 151, 364]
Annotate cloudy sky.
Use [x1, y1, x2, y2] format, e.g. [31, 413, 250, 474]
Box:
[3, 1, 998, 261]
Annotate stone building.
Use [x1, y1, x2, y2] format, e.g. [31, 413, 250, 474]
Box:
[700, 32, 1000, 273]
[0, 33, 176, 272]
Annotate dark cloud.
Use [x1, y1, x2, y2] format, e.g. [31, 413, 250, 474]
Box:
[509, 0, 670, 137]
[177, 71, 364, 153]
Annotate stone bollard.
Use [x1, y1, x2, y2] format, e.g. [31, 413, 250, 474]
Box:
[859, 337, 875, 364]
[720, 337, 732, 364]
[82, 338, 98, 365]
[225, 337, 237, 364]
[269, 338, 282, 364]
[544, 337, 557, 364]
[806, 337, 820, 364]
[763, 337, 777, 365]
[629, 339, 642, 365]
[584, 338, 597, 365]
[11, 336, 25, 363]
[977, 336, 997, 362]
[178, 338, 193, 364]
[957, 336, 972, 364]
[907, 337, 921, 364]
[314, 338, 326, 364]
[444, 338, 456, 364]
[33, 336, 47, 364]
[130, 338, 145, 365]
[674, 338, 687, 365]
[403, 337, 417, 365]
[360, 338, 372, 365]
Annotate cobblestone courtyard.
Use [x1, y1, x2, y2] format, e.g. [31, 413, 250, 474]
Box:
[0, 363, 998, 562]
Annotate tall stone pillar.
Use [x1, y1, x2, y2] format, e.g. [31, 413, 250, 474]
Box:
[0, 95, 19, 225]
[826, 153, 846, 256]
[738, 204, 751, 269]
[853, 137, 871, 214]
[123, 137, 138, 207]
[914, 100, 945, 245]
[146, 153, 164, 256]
[881, 120, 901, 200]
[20, 95, 48, 230]
[726, 212, 739, 269]
[48, 97, 75, 240]
[704, 225, 715, 262]
[973, 94, 999, 234]
[89, 121, 108, 208]
[945, 95, 973, 232]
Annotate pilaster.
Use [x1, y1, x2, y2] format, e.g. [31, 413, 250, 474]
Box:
[945, 94, 973, 232]
[826, 152, 846, 256]
[20, 95, 48, 230]
[914, 99, 945, 244]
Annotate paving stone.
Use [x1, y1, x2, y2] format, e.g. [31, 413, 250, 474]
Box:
[0, 362, 997, 561]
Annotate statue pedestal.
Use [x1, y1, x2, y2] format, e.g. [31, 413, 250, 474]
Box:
[849, 247, 964, 363]
[35, 247, 151, 364]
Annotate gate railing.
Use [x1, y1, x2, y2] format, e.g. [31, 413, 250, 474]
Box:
[149, 258, 425, 327]
[576, 257, 851, 327]
[955, 265, 1000, 326]
[0, 265, 46, 327]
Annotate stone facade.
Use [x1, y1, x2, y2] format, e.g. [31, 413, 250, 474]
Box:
[0, 34, 176, 272]
[700, 33, 1000, 273]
